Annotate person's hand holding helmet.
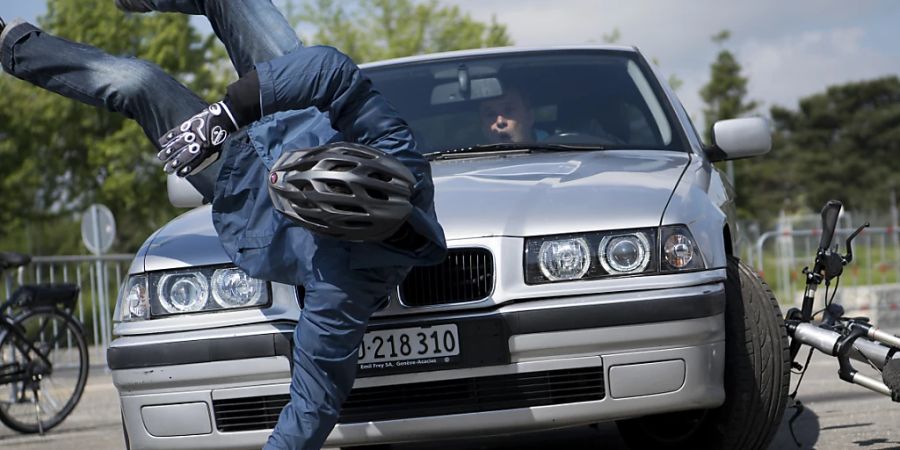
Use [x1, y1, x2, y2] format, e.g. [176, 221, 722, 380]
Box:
[157, 101, 239, 176]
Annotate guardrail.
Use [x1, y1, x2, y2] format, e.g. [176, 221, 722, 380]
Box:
[6, 238, 899, 364]
[745, 226, 900, 314]
[2, 254, 134, 365]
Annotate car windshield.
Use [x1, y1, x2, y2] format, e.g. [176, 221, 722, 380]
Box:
[363, 50, 684, 155]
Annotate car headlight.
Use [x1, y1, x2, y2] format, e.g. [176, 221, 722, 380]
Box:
[117, 266, 271, 321]
[525, 225, 705, 284]
[211, 267, 265, 308]
[660, 225, 705, 272]
[158, 272, 209, 313]
[538, 237, 591, 281]
[120, 275, 149, 322]
[525, 229, 656, 284]
[599, 233, 651, 274]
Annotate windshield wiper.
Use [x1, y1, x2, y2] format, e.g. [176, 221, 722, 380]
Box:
[423, 143, 606, 161]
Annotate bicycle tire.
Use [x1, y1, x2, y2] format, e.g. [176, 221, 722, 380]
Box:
[0, 307, 89, 433]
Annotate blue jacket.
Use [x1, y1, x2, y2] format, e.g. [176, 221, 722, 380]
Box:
[193, 46, 447, 286]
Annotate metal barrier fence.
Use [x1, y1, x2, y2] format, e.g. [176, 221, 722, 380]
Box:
[5, 236, 898, 362]
[743, 225, 900, 327]
[1, 254, 134, 365]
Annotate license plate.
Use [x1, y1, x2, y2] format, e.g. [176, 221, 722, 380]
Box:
[357, 324, 460, 365]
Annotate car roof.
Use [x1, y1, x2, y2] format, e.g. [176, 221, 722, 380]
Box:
[359, 45, 641, 69]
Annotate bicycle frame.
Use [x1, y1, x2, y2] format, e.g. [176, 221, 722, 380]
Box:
[785, 200, 900, 402]
[0, 310, 58, 386]
[0, 253, 90, 436]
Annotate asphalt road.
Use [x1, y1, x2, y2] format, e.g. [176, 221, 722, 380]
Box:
[2, 355, 899, 450]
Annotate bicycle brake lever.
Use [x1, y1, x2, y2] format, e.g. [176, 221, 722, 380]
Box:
[844, 222, 869, 264]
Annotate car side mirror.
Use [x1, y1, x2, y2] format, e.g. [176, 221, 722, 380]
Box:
[167, 174, 205, 208]
[705, 117, 772, 162]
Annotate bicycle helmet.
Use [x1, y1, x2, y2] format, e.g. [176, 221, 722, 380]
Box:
[267, 142, 416, 242]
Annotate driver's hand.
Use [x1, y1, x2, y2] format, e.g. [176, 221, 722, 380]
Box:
[157, 101, 239, 177]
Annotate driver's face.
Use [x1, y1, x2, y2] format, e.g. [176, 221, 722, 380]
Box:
[479, 91, 534, 143]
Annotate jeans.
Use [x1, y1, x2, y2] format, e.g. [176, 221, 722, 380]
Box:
[1, 2, 403, 449]
[0, 0, 299, 197]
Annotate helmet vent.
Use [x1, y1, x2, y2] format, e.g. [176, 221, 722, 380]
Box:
[323, 180, 353, 195]
[321, 160, 358, 172]
[292, 161, 318, 172]
[332, 203, 367, 214]
[367, 171, 392, 182]
[366, 188, 389, 201]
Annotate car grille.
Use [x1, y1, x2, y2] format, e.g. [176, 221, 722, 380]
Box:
[213, 395, 286, 432]
[399, 248, 494, 306]
[212, 367, 605, 431]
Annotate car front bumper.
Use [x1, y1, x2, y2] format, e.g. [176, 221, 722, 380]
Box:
[111, 283, 726, 449]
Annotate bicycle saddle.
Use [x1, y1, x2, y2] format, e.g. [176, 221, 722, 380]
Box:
[0, 252, 31, 270]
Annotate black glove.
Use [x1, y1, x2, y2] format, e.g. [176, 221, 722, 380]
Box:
[157, 101, 239, 177]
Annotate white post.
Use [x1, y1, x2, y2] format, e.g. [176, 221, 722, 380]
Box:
[892, 190, 899, 290]
[91, 206, 110, 356]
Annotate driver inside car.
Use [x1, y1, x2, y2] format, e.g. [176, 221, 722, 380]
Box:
[479, 87, 540, 143]
[479, 86, 617, 145]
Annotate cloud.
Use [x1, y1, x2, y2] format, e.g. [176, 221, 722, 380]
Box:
[19, 0, 898, 128]
[443, 0, 899, 125]
[740, 28, 899, 111]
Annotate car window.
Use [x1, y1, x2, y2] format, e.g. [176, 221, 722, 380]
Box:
[363, 50, 685, 154]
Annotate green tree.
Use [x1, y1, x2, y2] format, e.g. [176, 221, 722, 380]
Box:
[700, 30, 758, 141]
[699, 30, 771, 221]
[710, 76, 900, 225]
[771, 77, 900, 216]
[0, 0, 229, 254]
[0, 0, 510, 255]
[287, 0, 513, 63]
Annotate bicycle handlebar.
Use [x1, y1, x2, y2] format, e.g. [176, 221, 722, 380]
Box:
[818, 200, 843, 252]
[789, 320, 900, 400]
[789, 322, 897, 369]
[787, 200, 900, 403]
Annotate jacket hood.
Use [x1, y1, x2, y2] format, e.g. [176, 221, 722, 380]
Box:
[431, 150, 690, 240]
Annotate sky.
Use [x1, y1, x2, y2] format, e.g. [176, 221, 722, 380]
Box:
[6, 1, 900, 126]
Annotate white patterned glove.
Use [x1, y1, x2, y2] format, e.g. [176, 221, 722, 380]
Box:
[157, 101, 239, 177]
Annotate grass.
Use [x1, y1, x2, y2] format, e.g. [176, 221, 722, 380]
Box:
[745, 238, 900, 305]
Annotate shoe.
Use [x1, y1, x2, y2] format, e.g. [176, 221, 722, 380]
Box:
[114, 0, 153, 12]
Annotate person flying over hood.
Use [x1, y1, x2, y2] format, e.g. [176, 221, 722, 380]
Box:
[0, 2, 446, 449]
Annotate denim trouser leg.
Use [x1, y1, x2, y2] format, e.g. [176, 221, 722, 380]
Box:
[130, 0, 301, 75]
[0, 22, 205, 143]
[263, 243, 406, 450]
[0, 22, 221, 197]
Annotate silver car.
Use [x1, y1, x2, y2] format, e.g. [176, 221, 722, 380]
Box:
[111, 46, 789, 450]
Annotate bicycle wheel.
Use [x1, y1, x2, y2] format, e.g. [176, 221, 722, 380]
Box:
[0, 308, 89, 433]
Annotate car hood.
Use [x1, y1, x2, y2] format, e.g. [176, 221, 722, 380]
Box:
[432, 150, 690, 240]
[142, 206, 229, 272]
[139, 149, 689, 271]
